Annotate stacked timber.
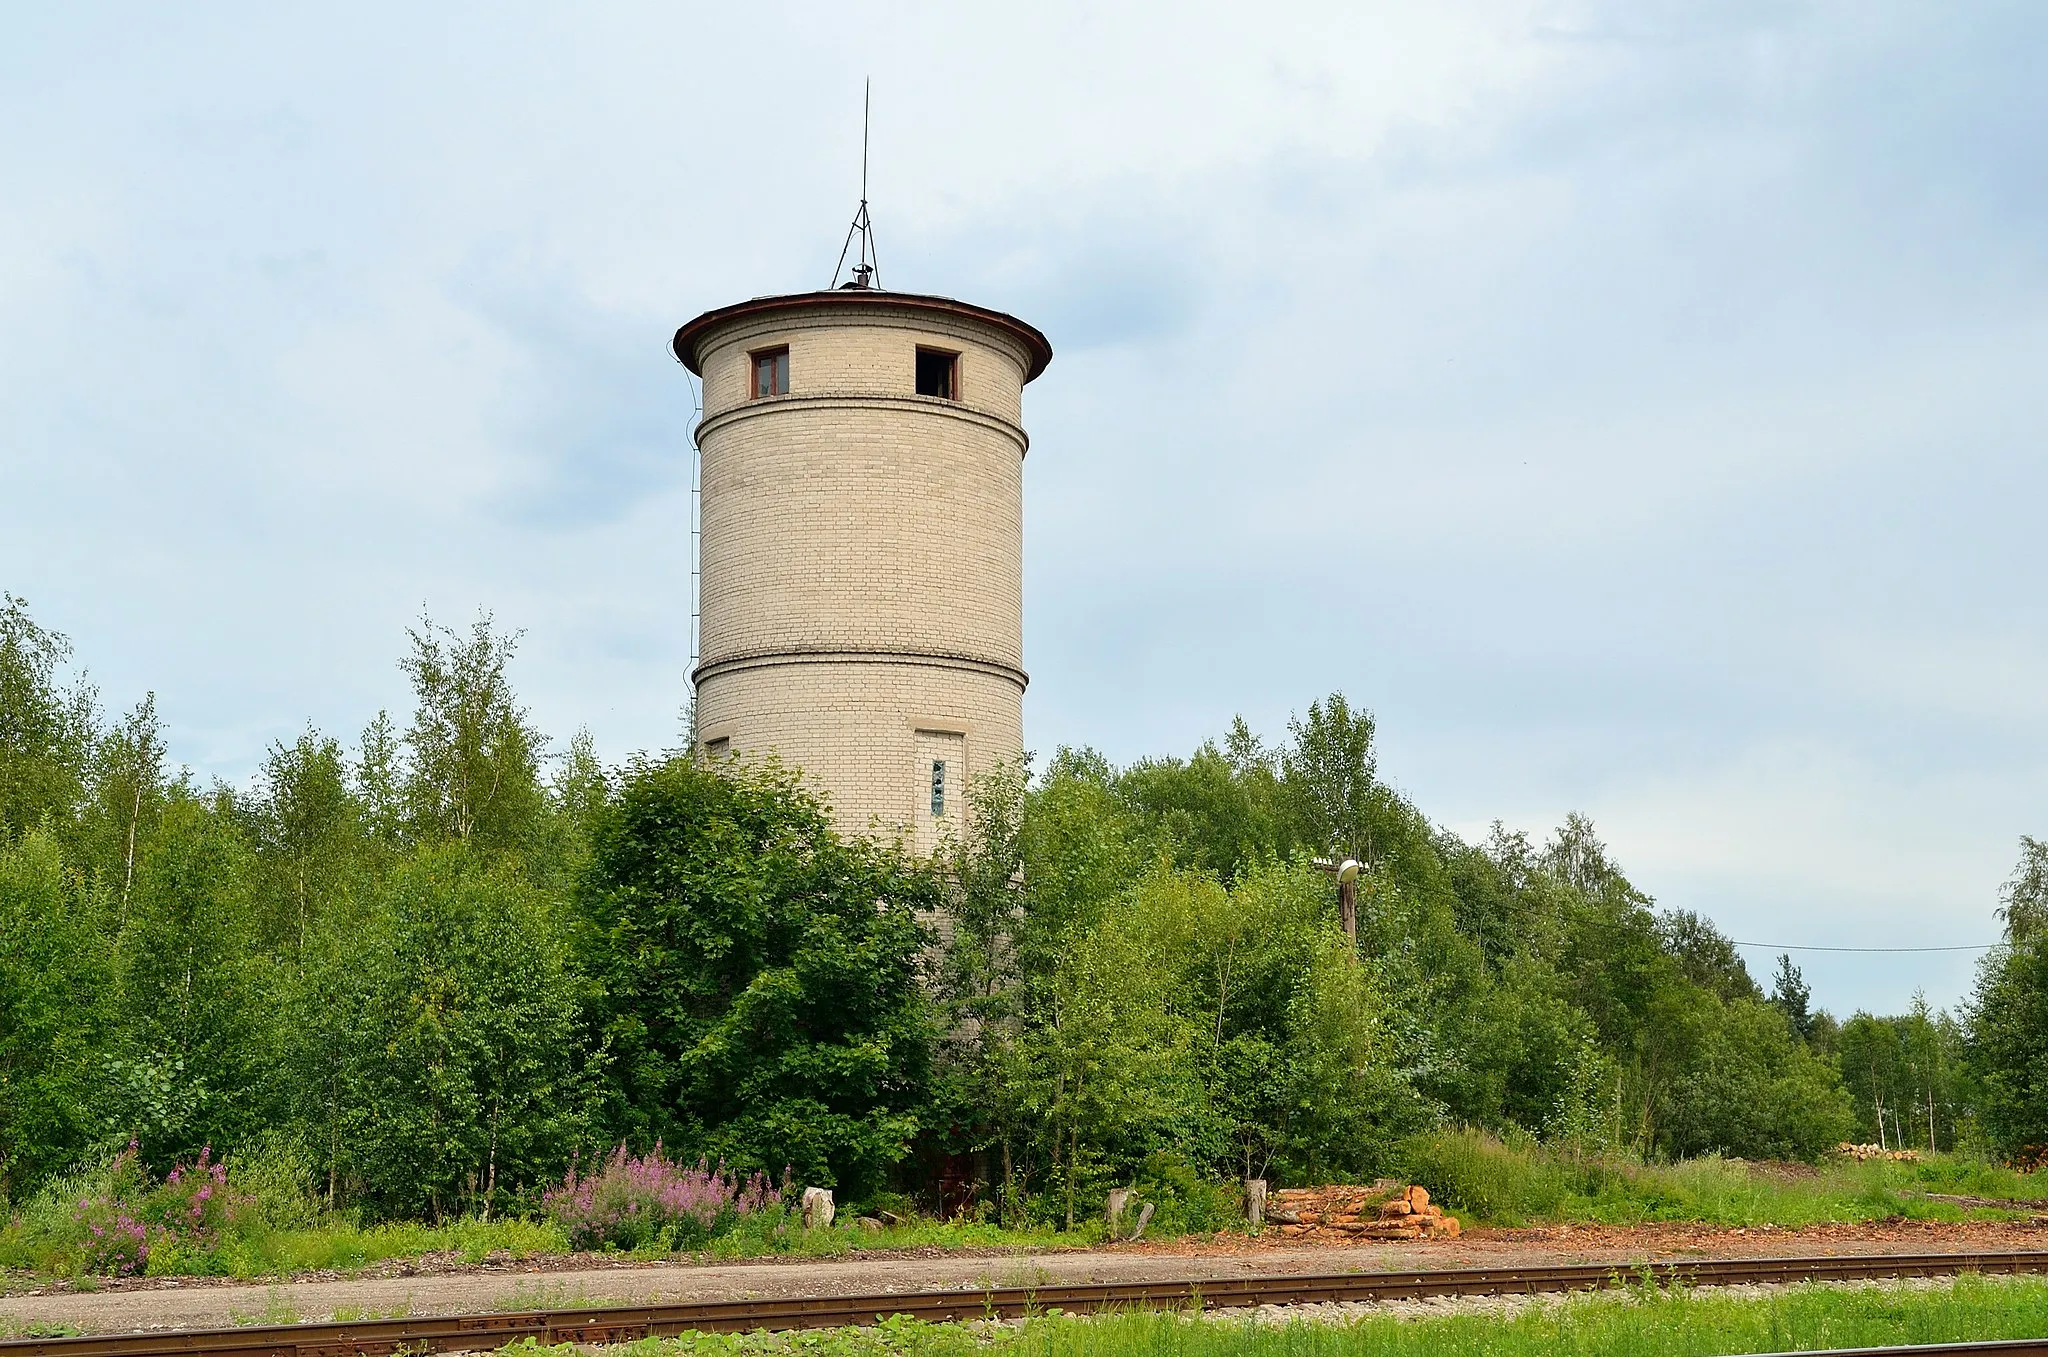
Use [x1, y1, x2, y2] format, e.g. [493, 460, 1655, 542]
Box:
[1266, 1182, 1461, 1240]
[1834, 1142, 1921, 1163]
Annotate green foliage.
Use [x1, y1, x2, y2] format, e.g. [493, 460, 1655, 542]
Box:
[1838, 998, 1965, 1151]
[0, 594, 94, 844]
[576, 755, 938, 1197]
[1397, 1128, 2038, 1229]
[0, 588, 2006, 1269]
[1653, 995, 1857, 1161]
[0, 830, 109, 1195]
[107, 792, 275, 1162]
[290, 845, 596, 1220]
[247, 729, 370, 955]
[1969, 938, 2048, 1155]
[1997, 835, 2048, 944]
[397, 614, 551, 863]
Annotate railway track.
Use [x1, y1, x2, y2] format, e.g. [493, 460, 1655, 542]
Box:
[7, 1249, 2048, 1357]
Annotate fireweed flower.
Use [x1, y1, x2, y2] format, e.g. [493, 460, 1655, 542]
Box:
[542, 1145, 784, 1251]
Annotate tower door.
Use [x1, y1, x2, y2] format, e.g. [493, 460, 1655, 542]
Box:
[914, 728, 967, 853]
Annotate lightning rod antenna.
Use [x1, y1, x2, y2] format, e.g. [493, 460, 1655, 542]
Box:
[830, 80, 880, 289]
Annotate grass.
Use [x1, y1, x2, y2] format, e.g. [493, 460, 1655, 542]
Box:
[688, 1213, 1096, 1261]
[0, 1211, 572, 1284]
[1397, 1128, 2048, 1230]
[0, 1202, 1094, 1287]
[496, 1274, 2048, 1357]
[6, 1129, 2041, 1286]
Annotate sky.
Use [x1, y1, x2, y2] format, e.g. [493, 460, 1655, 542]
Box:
[3, 1, 2044, 1016]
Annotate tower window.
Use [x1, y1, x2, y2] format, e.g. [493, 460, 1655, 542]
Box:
[751, 347, 789, 398]
[915, 347, 958, 400]
[930, 759, 947, 817]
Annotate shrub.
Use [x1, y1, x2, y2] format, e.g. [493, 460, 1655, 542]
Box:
[145, 1146, 246, 1251]
[37, 1143, 263, 1276]
[1132, 1151, 1241, 1234]
[225, 1133, 324, 1232]
[71, 1200, 148, 1277]
[542, 1145, 781, 1251]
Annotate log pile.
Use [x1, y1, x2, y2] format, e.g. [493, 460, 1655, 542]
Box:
[1266, 1182, 1461, 1240]
[1834, 1142, 1921, 1163]
[2009, 1145, 2048, 1173]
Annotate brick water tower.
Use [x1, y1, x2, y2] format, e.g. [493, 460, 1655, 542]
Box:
[671, 280, 1051, 852]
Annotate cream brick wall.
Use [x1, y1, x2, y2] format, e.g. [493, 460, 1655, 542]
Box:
[685, 294, 1042, 852]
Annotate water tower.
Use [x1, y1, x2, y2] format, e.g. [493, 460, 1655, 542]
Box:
[671, 280, 1051, 851]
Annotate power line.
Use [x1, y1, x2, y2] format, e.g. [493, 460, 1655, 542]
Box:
[1731, 941, 1996, 954]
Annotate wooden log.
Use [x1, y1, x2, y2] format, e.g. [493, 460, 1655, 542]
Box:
[1407, 1185, 1431, 1210]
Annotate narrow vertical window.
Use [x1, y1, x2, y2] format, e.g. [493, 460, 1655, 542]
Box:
[930, 759, 947, 817]
[915, 347, 958, 400]
[751, 347, 789, 398]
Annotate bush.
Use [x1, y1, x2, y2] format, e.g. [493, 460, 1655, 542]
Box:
[225, 1133, 324, 1232]
[542, 1145, 782, 1251]
[1131, 1151, 1241, 1234]
[72, 1199, 149, 1278]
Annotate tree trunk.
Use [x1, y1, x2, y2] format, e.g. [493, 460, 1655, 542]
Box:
[1002, 1138, 1014, 1229]
[484, 1096, 500, 1223]
[121, 780, 142, 916]
[1065, 1126, 1077, 1233]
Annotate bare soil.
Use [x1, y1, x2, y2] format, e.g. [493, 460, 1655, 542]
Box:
[5, 1218, 2046, 1337]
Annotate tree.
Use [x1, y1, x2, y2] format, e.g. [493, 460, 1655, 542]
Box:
[576, 755, 939, 1197]
[1019, 747, 1153, 958]
[1114, 720, 1289, 883]
[1282, 693, 1385, 868]
[0, 830, 111, 1194]
[297, 845, 595, 1219]
[107, 791, 274, 1163]
[0, 594, 94, 843]
[1656, 995, 1856, 1160]
[934, 760, 1028, 1006]
[1968, 943, 2048, 1156]
[1014, 880, 1202, 1228]
[1659, 911, 1760, 1004]
[1998, 837, 2048, 943]
[1769, 954, 1815, 1041]
[82, 693, 167, 914]
[398, 613, 549, 860]
[248, 728, 368, 956]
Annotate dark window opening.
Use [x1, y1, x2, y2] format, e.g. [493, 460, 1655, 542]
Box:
[915, 348, 958, 400]
[930, 759, 947, 817]
[704, 736, 730, 759]
[751, 348, 789, 398]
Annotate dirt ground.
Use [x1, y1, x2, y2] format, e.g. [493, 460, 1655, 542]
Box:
[5, 1218, 2046, 1337]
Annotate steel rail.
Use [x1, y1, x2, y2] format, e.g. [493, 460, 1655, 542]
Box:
[9, 1249, 2048, 1357]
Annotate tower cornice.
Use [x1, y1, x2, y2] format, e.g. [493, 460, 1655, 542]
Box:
[674, 289, 1053, 382]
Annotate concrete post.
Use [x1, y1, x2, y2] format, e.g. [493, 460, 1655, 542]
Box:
[1105, 1187, 1133, 1239]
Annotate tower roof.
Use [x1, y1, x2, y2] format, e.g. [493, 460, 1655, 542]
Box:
[673, 289, 1053, 383]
